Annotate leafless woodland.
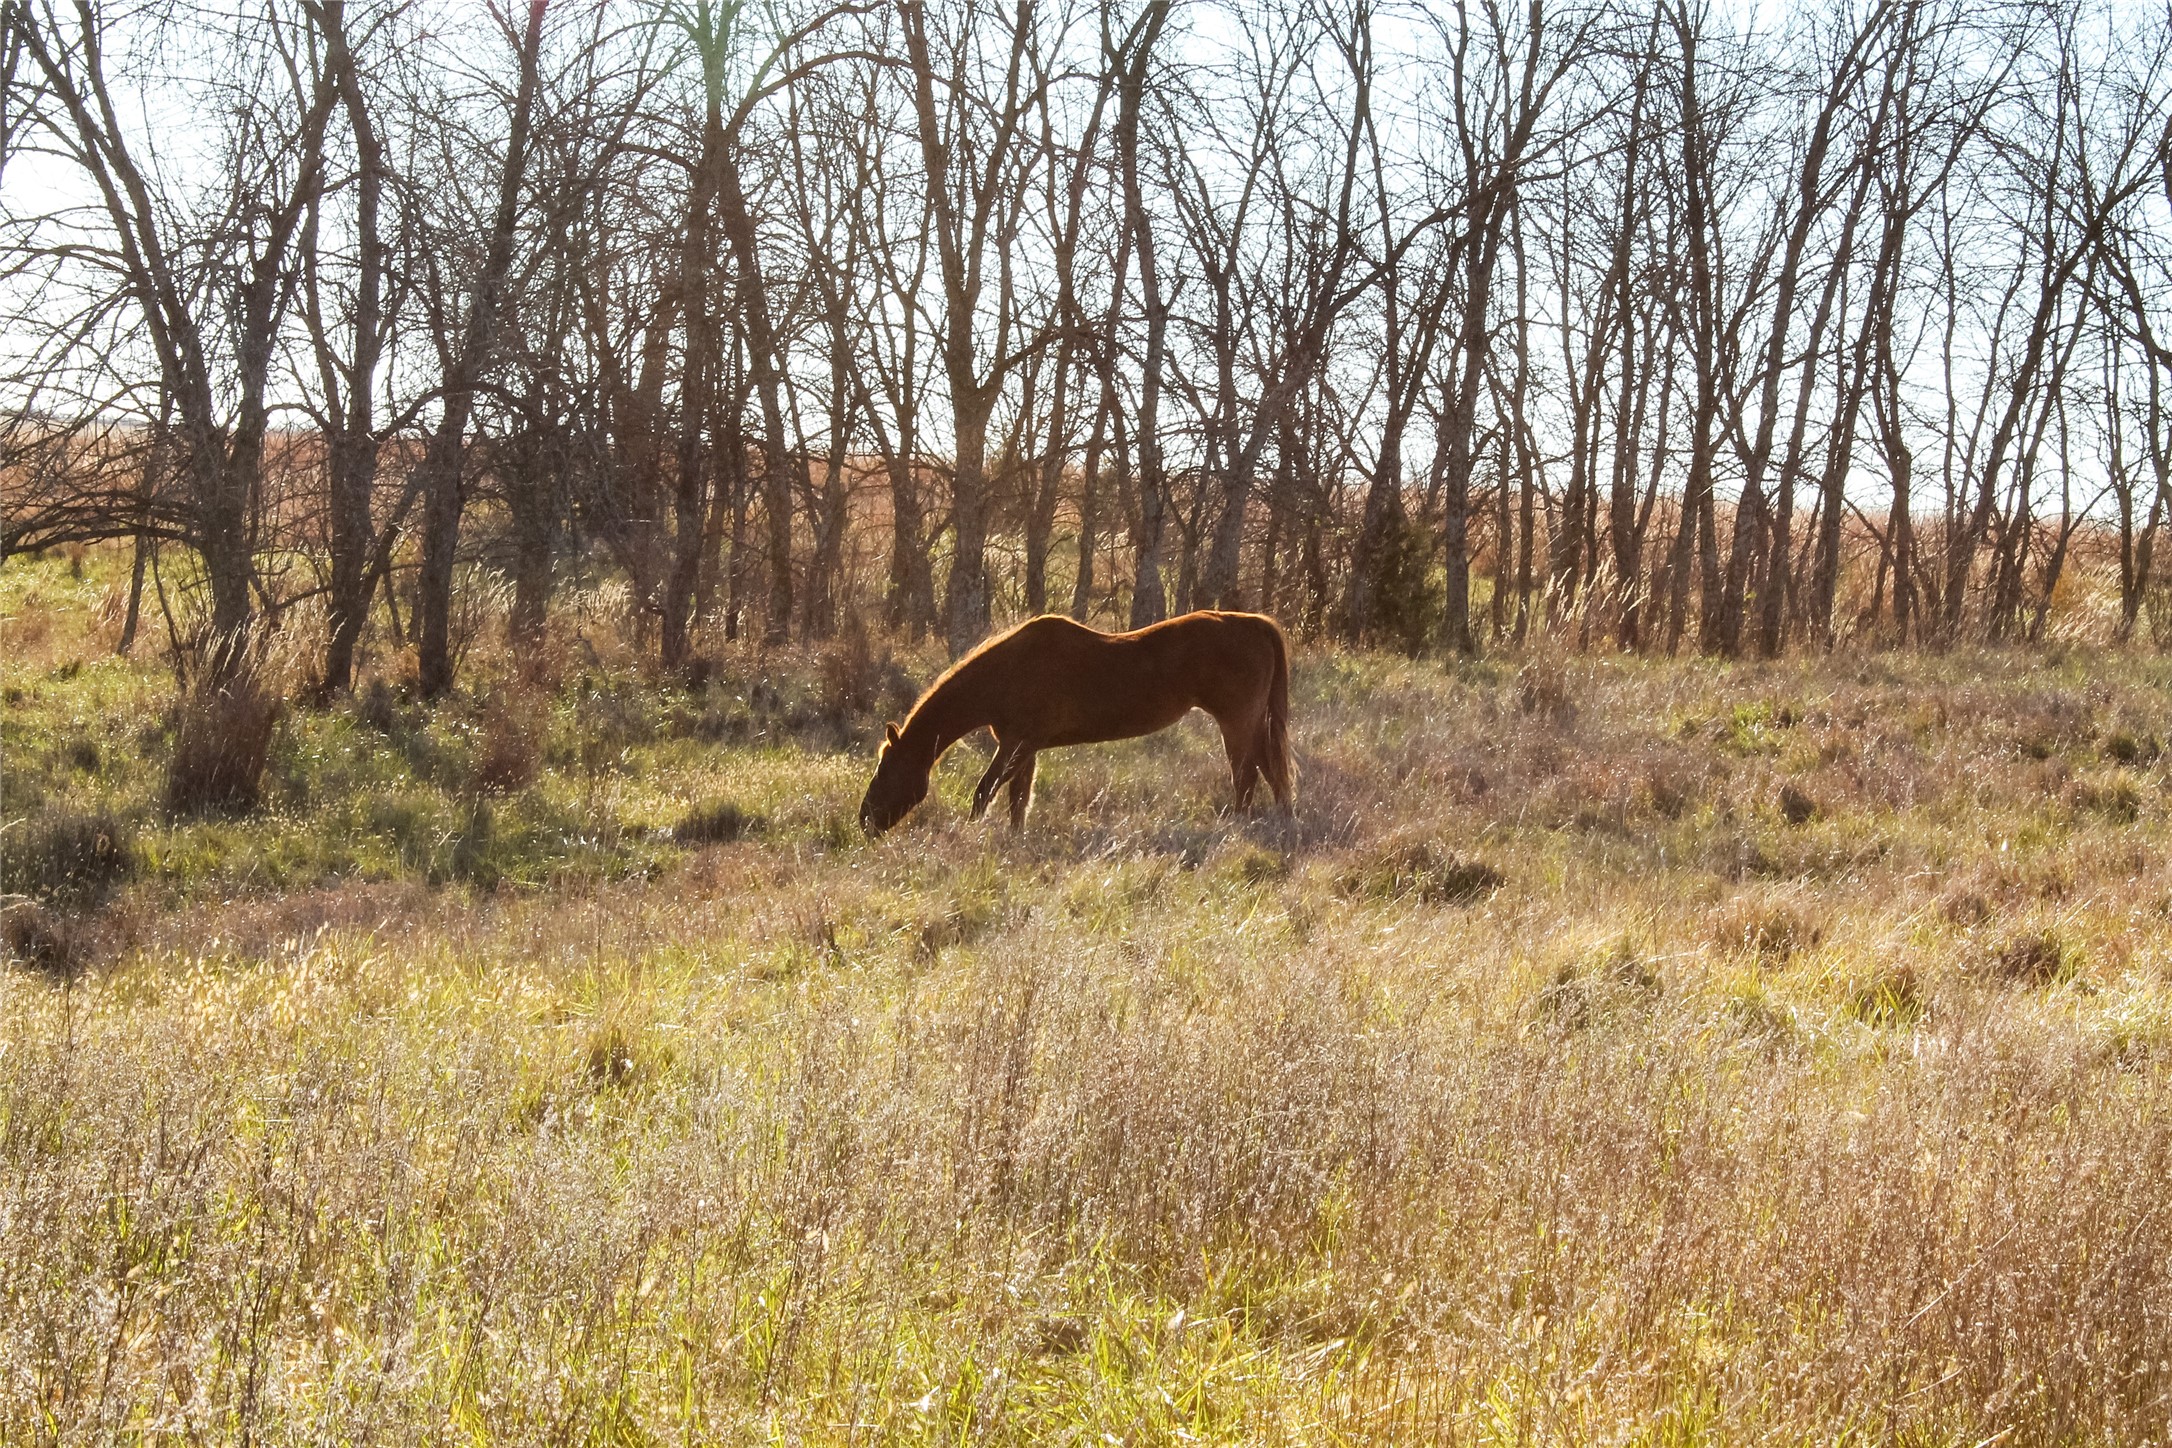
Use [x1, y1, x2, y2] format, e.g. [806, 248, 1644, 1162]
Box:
[3, 0, 2170, 684]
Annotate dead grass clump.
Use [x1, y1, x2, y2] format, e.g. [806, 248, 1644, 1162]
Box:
[2100, 727, 2161, 766]
[2067, 770, 2143, 824]
[1642, 761, 1698, 819]
[2025, 756, 2073, 801]
[1711, 830, 1776, 881]
[1940, 888, 1993, 927]
[474, 690, 545, 793]
[1955, 854, 2075, 908]
[1545, 758, 1639, 835]
[62, 735, 101, 774]
[1514, 659, 1577, 724]
[1340, 837, 1504, 905]
[674, 800, 762, 845]
[515, 621, 577, 694]
[1216, 842, 1291, 887]
[1847, 962, 1928, 1028]
[1715, 700, 1790, 755]
[1, 899, 78, 977]
[1724, 981, 1805, 1052]
[4, 604, 51, 653]
[583, 1023, 666, 1089]
[1712, 894, 1821, 962]
[586, 1034, 634, 1086]
[165, 673, 283, 817]
[1979, 930, 2076, 989]
[440, 800, 501, 888]
[913, 899, 1004, 959]
[908, 871, 1011, 958]
[1535, 938, 1661, 1029]
[128, 880, 435, 964]
[1, 808, 133, 909]
[2008, 693, 2090, 760]
[1445, 762, 1492, 800]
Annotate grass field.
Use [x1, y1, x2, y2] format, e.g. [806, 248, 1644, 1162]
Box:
[6, 547, 2172, 1443]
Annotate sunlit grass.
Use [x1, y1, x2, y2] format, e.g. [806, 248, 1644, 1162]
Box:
[5, 546, 2172, 1441]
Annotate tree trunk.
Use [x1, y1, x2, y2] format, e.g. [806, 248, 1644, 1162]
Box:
[945, 401, 994, 652]
[1117, 4, 1172, 628]
[714, 156, 797, 646]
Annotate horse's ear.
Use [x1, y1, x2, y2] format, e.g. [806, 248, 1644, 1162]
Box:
[885, 723, 901, 748]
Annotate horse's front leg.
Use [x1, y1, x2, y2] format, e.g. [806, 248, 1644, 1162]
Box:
[970, 738, 1021, 821]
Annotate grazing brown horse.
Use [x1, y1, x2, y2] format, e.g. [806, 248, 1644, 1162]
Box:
[859, 610, 1294, 834]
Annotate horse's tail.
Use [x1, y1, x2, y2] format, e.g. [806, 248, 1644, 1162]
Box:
[1262, 617, 1296, 807]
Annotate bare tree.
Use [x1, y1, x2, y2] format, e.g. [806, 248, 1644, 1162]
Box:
[412, 0, 546, 696]
[9, 1, 339, 677]
[898, 0, 1049, 654]
[1428, 0, 1593, 653]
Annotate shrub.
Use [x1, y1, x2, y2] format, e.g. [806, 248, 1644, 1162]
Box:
[1369, 519, 1442, 657]
[475, 691, 545, 793]
[166, 673, 283, 817]
[818, 615, 917, 730]
[354, 677, 402, 734]
[1, 808, 134, 909]
[443, 799, 499, 888]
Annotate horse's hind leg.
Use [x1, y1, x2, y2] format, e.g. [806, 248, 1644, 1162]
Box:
[1006, 751, 1038, 831]
[1217, 713, 1262, 809]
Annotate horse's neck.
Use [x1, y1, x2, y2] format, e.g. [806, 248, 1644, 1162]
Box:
[903, 671, 985, 761]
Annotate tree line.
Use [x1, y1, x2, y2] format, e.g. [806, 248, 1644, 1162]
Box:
[3, 0, 2169, 694]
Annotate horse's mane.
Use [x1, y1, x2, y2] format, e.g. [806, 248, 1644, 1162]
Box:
[892, 618, 1034, 746]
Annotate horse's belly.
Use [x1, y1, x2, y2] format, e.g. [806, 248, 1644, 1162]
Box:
[1047, 697, 1194, 748]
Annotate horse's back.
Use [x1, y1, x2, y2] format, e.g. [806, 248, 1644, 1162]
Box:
[971, 611, 1281, 746]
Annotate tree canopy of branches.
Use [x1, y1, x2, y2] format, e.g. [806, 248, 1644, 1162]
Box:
[5, 0, 2170, 689]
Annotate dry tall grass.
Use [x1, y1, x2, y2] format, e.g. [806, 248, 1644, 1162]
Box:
[6, 628, 2172, 1441]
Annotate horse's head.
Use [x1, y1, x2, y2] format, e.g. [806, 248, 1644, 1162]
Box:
[860, 723, 929, 835]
